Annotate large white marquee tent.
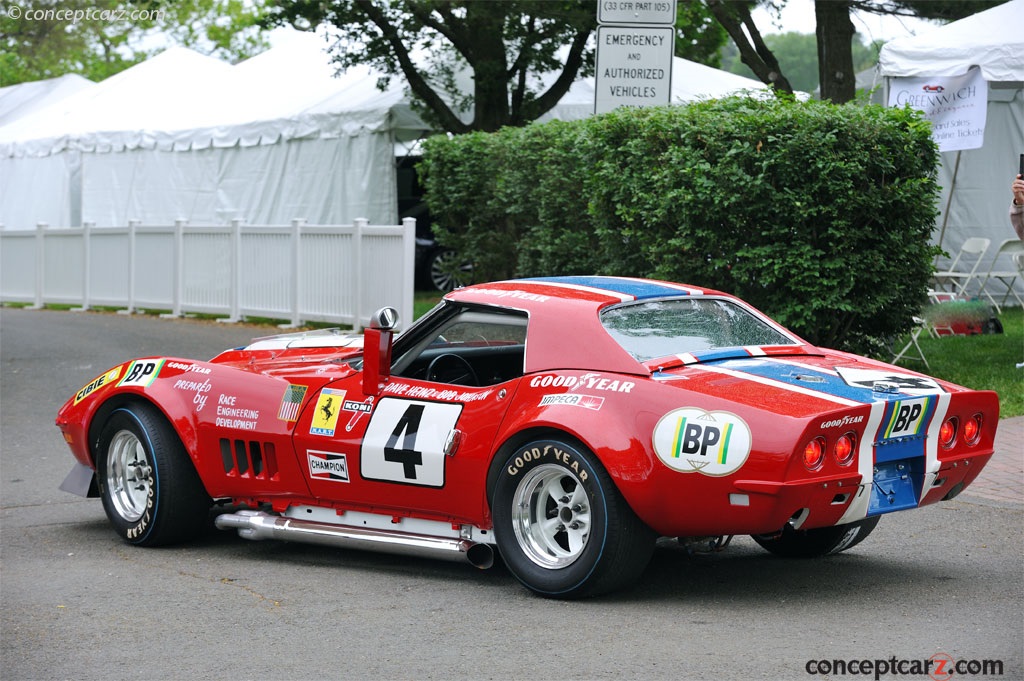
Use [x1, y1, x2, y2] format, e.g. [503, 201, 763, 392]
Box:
[880, 0, 1024, 289]
[0, 31, 769, 231]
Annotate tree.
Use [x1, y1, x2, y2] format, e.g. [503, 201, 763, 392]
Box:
[0, 0, 268, 87]
[709, 0, 1006, 103]
[268, 1, 727, 133]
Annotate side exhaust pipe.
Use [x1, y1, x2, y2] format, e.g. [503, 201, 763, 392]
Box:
[215, 510, 494, 569]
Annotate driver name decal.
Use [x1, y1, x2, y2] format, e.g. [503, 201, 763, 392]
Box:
[653, 408, 752, 476]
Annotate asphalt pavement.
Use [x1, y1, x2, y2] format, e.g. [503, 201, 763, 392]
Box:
[1, 307, 1021, 681]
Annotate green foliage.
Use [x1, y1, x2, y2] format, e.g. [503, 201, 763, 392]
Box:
[420, 96, 942, 355]
[719, 31, 881, 94]
[1, 0, 269, 87]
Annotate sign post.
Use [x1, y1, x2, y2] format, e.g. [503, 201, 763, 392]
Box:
[595, 1, 676, 115]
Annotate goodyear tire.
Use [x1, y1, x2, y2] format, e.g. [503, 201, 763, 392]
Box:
[95, 403, 210, 547]
[751, 516, 880, 558]
[491, 438, 655, 598]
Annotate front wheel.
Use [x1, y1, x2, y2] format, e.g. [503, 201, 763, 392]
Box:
[491, 438, 655, 598]
[95, 403, 210, 546]
[751, 516, 880, 558]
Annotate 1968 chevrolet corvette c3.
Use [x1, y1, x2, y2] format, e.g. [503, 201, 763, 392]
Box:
[56, 276, 999, 598]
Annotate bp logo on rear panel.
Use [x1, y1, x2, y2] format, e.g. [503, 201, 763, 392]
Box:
[653, 408, 752, 476]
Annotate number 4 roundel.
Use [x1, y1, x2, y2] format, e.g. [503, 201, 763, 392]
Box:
[360, 398, 463, 487]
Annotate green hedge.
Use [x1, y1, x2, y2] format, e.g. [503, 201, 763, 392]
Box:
[420, 96, 940, 354]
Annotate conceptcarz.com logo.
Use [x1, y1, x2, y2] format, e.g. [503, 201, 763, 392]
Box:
[805, 653, 1004, 680]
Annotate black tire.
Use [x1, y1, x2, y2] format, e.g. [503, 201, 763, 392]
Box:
[95, 403, 210, 547]
[751, 516, 880, 558]
[491, 438, 655, 598]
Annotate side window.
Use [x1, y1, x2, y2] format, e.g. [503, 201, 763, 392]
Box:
[392, 309, 528, 386]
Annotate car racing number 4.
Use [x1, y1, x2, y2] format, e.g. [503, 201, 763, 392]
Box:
[360, 398, 463, 487]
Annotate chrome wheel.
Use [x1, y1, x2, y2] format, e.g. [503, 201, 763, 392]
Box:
[105, 429, 153, 523]
[511, 464, 591, 569]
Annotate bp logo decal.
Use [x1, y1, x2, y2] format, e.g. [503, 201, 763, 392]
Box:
[653, 408, 752, 476]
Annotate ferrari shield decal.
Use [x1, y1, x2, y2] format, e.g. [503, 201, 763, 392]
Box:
[310, 388, 345, 436]
[653, 408, 752, 476]
[277, 384, 307, 421]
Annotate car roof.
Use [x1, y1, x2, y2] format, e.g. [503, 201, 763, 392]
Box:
[446, 276, 729, 376]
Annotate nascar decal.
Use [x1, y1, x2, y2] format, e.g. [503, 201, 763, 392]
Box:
[307, 450, 349, 482]
[835, 367, 943, 396]
[361, 398, 462, 487]
[310, 388, 346, 436]
[277, 384, 307, 421]
[652, 408, 752, 476]
[74, 366, 122, 405]
[118, 359, 164, 389]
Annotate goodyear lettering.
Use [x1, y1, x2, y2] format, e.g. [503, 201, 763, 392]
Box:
[820, 415, 865, 429]
[165, 361, 211, 374]
[505, 444, 589, 482]
[125, 476, 155, 539]
[528, 374, 634, 393]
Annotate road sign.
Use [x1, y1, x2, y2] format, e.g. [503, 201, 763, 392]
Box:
[598, 0, 676, 26]
[594, 25, 674, 114]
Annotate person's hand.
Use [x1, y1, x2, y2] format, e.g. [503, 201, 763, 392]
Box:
[1014, 175, 1024, 206]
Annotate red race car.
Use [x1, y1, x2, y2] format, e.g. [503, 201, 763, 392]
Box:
[56, 276, 999, 598]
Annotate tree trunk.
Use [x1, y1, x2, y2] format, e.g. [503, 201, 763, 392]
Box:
[815, 0, 856, 103]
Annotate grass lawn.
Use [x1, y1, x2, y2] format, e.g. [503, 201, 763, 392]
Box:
[890, 306, 1023, 418]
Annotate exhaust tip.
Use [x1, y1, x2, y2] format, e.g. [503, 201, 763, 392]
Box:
[466, 542, 495, 570]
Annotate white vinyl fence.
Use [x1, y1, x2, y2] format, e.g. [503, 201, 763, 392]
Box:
[0, 218, 416, 330]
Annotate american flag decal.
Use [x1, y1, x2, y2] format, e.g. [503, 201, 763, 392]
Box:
[277, 384, 307, 421]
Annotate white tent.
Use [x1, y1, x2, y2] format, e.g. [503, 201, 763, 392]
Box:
[0, 74, 96, 128]
[880, 0, 1024, 299]
[0, 32, 771, 231]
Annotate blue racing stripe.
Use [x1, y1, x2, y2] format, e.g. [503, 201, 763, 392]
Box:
[712, 358, 896, 405]
[522, 276, 694, 300]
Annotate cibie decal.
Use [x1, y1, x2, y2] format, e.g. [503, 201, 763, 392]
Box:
[118, 359, 164, 388]
[74, 366, 122, 405]
[310, 388, 346, 436]
[307, 450, 349, 482]
[835, 367, 943, 396]
[652, 408, 752, 476]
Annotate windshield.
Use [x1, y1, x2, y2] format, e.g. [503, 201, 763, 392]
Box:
[600, 298, 796, 361]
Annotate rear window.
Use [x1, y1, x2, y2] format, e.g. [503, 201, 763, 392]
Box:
[600, 298, 796, 361]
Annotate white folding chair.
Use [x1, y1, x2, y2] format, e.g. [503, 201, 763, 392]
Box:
[891, 316, 930, 369]
[932, 237, 990, 297]
[977, 238, 1024, 313]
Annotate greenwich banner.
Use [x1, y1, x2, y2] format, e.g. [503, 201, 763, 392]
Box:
[888, 67, 988, 152]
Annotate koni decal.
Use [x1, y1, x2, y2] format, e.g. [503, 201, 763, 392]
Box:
[653, 408, 752, 476]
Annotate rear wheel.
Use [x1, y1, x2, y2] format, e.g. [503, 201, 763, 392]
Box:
[491, 438, 655, 598]
[95, 403, 210, 546]
[751, 516, 880, 558]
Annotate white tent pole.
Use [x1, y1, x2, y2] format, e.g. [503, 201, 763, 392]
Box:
[936, 150, 962, 256]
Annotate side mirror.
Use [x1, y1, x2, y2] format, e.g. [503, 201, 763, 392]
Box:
[363, 307, 399, 396]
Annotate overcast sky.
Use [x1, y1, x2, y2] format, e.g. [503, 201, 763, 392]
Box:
[752, 0, 941, 41]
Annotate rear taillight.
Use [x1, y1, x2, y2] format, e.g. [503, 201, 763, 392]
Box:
[803, 437, 826, 470]
[939, 417, 958, 449]
[834, 432, 856, 466]
[963, 413, 982, 445]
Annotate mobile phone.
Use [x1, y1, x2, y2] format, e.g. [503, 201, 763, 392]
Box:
[1019, 153, 1023, 178]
